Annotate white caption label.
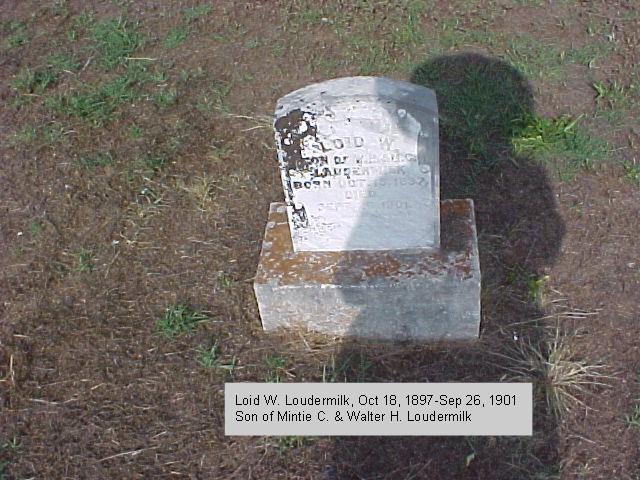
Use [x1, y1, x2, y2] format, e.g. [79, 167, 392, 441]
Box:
[225, 383, 532, 436]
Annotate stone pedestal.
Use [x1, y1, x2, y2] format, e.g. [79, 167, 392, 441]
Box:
[254, 199, 481, 340]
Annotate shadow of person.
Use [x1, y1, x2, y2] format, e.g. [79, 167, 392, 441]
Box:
[324, 53, 566, 479]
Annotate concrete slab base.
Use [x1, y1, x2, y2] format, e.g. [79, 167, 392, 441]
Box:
[253, 200, 481, 341]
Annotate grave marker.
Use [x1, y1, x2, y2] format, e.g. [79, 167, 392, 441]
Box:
[254, 77, 481, 340]
[274, 77, 439, 251]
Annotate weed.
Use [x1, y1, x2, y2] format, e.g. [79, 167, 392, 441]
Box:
[78, 152, 113, 168]
[495, 328, 610, 418]
[183, 5, 212, 23]
[196, 341, 236, 372]
[265, 355, 287, 383]
[91, 17, 142, 69]
[76, 248, 95, 272]
[157, 304, 207, 337]
[622, 160, 640, 185]
[164, 26, 189, 49]
[527, 274, 550, 305]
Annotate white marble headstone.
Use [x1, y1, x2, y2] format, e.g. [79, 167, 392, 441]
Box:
[274, 77, 439, 252]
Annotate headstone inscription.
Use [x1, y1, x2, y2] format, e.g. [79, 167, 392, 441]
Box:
[253, 77, 481, 340]
[274, 77, 439, 251]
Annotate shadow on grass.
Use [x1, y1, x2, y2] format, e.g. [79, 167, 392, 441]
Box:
[326, 53, 566, 479]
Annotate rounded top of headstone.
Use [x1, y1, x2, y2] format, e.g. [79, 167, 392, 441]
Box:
[275, 76, 437, 117]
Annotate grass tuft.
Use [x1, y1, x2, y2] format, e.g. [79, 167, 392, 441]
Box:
[157, 304, 207, 337]
[91, 17, 142, 69]
[495, 328, 610, 419]
[76, 247, 95, 272]
[11, 68, 57, 95]
[78, 152, 113, 168]
[622, 160, 640, 185]
[164, 26, 189, 49]
[512, 115, 609, 178]
[265, 355, 287, 383]
[47, 64, 155, 124]
[183, 5, 212, 23]
[196, 341, 236, 372]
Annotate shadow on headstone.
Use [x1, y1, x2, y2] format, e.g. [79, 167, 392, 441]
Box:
[325, 53, 565, 479]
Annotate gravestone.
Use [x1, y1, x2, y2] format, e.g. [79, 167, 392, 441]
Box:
[254, 77, 481, 340]
[274, 77, 439, 251]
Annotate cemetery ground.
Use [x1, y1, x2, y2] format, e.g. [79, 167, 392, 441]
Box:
[0, 0, 639, 478]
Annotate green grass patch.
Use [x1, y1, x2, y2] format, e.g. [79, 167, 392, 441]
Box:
[47, 53, 81, 72]
[5, 21, 27, 48]
[139, 154, 167, 172]
[76, 247, 95, 272]
[48, 74, 137, 124]
[11, 54, 79, 98]
[78, 152, 113, 168]
[28, 219, 44, 237]
[129, 123, 142, 139]
[157, 304, 208, 337]
[321, 351, 371, 383]
[183, 5, 212, 22]
[622, 160, 640, 186]
[265, 355, 287, 383]
[164, 26, 189, 49]
[196, 80, 233, 114]
[512, 115, 610, 178]
[47, 63, 158, 125]
[413, 57, 529, 168]
[11, 124, 66, 147]
[152, 88, 178, 107]
[91, 17, 142, 69]
[593, 79, 638, 109]
[66, 10, 96, 40]
[12, 69, 57, 95]
[625, 403, 640, 429]
[217, 272, 236, 289]
[196, 341, 236, 372]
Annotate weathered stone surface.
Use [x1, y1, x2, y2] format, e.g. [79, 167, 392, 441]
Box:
[254, 200, 480, 340]
[274, 77, 439, 252]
